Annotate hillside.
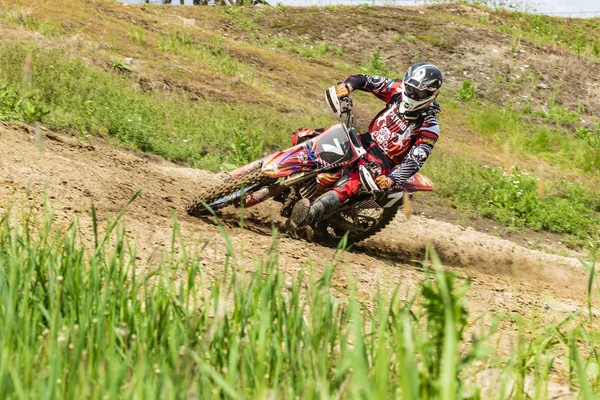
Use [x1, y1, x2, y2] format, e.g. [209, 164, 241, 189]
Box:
[1, 0, 600, 397]
[2, 0, 600, 250]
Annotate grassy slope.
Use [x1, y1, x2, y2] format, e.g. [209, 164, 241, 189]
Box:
[1, 0, 600, 248]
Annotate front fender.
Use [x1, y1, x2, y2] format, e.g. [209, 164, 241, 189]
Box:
[402, 173, 434, 191]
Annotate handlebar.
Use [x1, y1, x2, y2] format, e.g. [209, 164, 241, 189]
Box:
[325, 85, 354, 129]
[338, 96, 355, 129]
[326, 85, 379, 190]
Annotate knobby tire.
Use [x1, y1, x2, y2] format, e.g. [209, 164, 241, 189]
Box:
[315, 206, 400, 247]
[186, 169, 272, 217]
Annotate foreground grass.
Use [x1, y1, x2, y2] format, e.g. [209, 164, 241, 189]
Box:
[0, 204, 599, 398]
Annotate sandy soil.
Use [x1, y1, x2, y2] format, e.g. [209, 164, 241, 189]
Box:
[0, 123, 590, 325]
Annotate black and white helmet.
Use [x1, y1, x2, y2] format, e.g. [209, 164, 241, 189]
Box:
[399, 62, 443, 115]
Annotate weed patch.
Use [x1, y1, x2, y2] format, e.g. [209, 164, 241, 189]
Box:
[109, 59, 132, 74]
[422, 154, 600, 243]
[228, 127, 264, 166]
[455, 80, 475, 102]
[361, 50, 392, 76]
[0, 82, 49, 123]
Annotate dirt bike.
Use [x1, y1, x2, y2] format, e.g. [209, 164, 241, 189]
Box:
[186, 86, 434, 246]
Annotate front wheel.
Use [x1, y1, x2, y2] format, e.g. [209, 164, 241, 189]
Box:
[186, 169, 274, 217]
[312, 206, 399, 247]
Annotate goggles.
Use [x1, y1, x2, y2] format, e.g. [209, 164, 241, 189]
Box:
[404, 84, 433, 101]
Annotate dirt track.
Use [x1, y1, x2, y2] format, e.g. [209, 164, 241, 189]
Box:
[0, 124, 590, 322]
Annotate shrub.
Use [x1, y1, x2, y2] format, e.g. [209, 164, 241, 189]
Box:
[362, 50, 391, 76]
[455, 80, 475, 102]
[0, 83, 49, 122]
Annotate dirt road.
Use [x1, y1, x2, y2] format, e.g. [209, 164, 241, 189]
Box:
[0, 124, 589, 322]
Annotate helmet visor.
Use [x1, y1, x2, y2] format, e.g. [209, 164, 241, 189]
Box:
[404, 84, 432, 101]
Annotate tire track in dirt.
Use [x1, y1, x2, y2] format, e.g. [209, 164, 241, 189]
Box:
[0, 124, 590, 320]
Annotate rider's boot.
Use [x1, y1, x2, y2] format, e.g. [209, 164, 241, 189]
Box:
[288, 191, 341, 230]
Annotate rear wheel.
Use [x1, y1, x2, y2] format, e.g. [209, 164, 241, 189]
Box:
[186, 169, 274, 217]
[312, 206, 399, 247]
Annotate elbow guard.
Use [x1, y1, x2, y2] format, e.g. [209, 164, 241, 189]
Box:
[388, 144, 432, 186]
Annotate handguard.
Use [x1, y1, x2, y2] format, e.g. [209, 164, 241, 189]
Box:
[325, 86, 342, 117]
[359, 165, 380, 193]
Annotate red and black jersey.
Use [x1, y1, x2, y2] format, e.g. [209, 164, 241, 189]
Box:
[344, 74, 440, 186]
[344, 75, 440, 163]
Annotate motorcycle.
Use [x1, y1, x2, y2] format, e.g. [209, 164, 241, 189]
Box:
[186, 86, 434, 246]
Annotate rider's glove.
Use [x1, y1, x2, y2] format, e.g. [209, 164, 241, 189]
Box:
[336, 83, 353, 98]
[375, 175, 394, 190]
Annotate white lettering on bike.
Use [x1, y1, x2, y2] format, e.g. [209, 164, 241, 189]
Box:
[297, 152, 308, 164]
[322, 138, 344, 156]
[384, 191, 404, 208]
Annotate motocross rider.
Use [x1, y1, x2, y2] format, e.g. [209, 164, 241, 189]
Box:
[288, 62, 443, 230]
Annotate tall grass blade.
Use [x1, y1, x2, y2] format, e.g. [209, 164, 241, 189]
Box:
[571, 333, 594, 400]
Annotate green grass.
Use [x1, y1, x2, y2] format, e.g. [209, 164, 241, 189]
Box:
[448, 100, 600, 173]
[455, 79, 475, 102]
[0, 42, 331, 170]
[421, 154, 600, 246]
[258, 37, 343, 60]
[127, 24, 146, 45]
[2, 8, 64, 37]
[493, 12, 600, 58]
[0, 201, 598, 397]
[0, 82, 49, 123]
[361, 49, 393, 76]
[222, 6, 258, 32]
[156, 31, 250, 77]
